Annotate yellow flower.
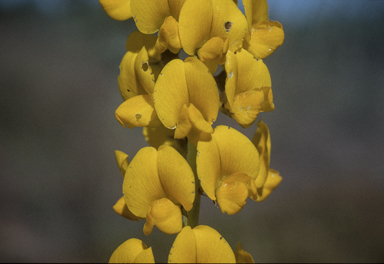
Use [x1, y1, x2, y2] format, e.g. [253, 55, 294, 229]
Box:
[251, 120, 282, 202]
[115, 31, 163, 129]
[242, 0, 284, 59]
[99, 0, 132, 21]
[234, 242, 255, 263]
[109, 238, 155, 263]
[131, 0, 186, 53]
[220, 49, 274, 128]
[153, 57, 219, 146]
[123, 146, 195, 235]
[197, 126, 260, 215]
[179, 0, 248, 73]
[168, 225, 236, 263]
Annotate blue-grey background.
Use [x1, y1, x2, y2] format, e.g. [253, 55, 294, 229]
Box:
[1, 0, 383, 262]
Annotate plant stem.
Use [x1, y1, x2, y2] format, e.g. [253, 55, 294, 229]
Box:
[183, 140, 200, 228]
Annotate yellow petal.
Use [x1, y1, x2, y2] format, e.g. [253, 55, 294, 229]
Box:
[134, 47, 156, 95]
[203, 59, 220, 75]
[175, 104, 192, 139]
[109, 238, 150, 263]
[196, 133, 220, 200]
[245, 20, 285, 59]
[123, 147, 166, 218]
[231, 90, 264, 128]
[214, 126, 260, 180]
[131, 0, 171, 34]
[198, 37, 226, 62]
[156, 16, 182, 54]
[210, 0, 248, 52]
[242, 0, 268, 28]
[168, 226, 197, 263]
[223, 49, 272, 127]
[143, 198, 182, 235]
[179, 0, 213, 55]
[256, 169, 282, 202]
[153, 59, 189, 129]
[235, 242, 255, 263]
[184, 57, 219, 124]
[115, 150, 129, 177]
[157, 145, 195, 211]
[125, 31, 160, 63]
[252, 120, 270, 188]
[188, 103, 214, 135]
[100, 0, 132, 21]
[168, 0, 187, 21]
[134, 247, 155, 263]
[216, 172, 256, 215]
[113, 196, 141, 221]
[115, 94, 160, 128]
[193, 225, 236, 263]
[118, 51, 145, 101]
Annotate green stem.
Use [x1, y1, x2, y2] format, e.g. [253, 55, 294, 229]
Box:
[183, 140, 200, 228]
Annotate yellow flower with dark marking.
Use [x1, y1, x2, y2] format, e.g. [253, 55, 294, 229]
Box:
[220, 49, 274, 128]
[109, 238, 155, 263]
[123, 146, 195, 235]
[242, 0, 284, 59]
[153, 57, 219, 146]
[168, 225, 236, 263]
[197, 126, 260, 215]
[115, 31, 162, 128]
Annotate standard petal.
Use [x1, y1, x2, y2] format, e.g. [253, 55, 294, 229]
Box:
[157, 145, 195, 211]
[235, 49, 271, 94]
[179, 0, 213, 55]
[115, 150, 129, 177]
[245, 20, 285, 59]
[153, 59, 189, 129]
[196, 132, 220, 200]
[242, 0, 268, 27]
[168, 0, 187, 21]
[223, 50, 239, 111]
[210, 0, 248, 52]
[168, 226, 197, 263]
[109, 238, 148, 263]
[252, 120, 270, 188]
[123, 147, 166, 218]
[216, 172, 256, 215]
[256, 169, 282, 202]
[193, 225, 236, 263]
[115, 95, 160, 128]
[113, 196, 141, 221]
[235, 242, 255, 263]
[100, 0, 132, 21]
[184, 57, 219, 124]
[213, 126, 260, 180]
[143, 198, 182, 235]
[131, 0, 171, 34]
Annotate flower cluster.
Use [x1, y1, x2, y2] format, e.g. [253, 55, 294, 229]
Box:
[100, 0, 284, 262]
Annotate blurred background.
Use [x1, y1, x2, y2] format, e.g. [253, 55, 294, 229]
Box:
[1, 0, 383, 262]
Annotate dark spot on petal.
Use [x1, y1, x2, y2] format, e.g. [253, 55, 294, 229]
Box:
[225, 21, 233, 32]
